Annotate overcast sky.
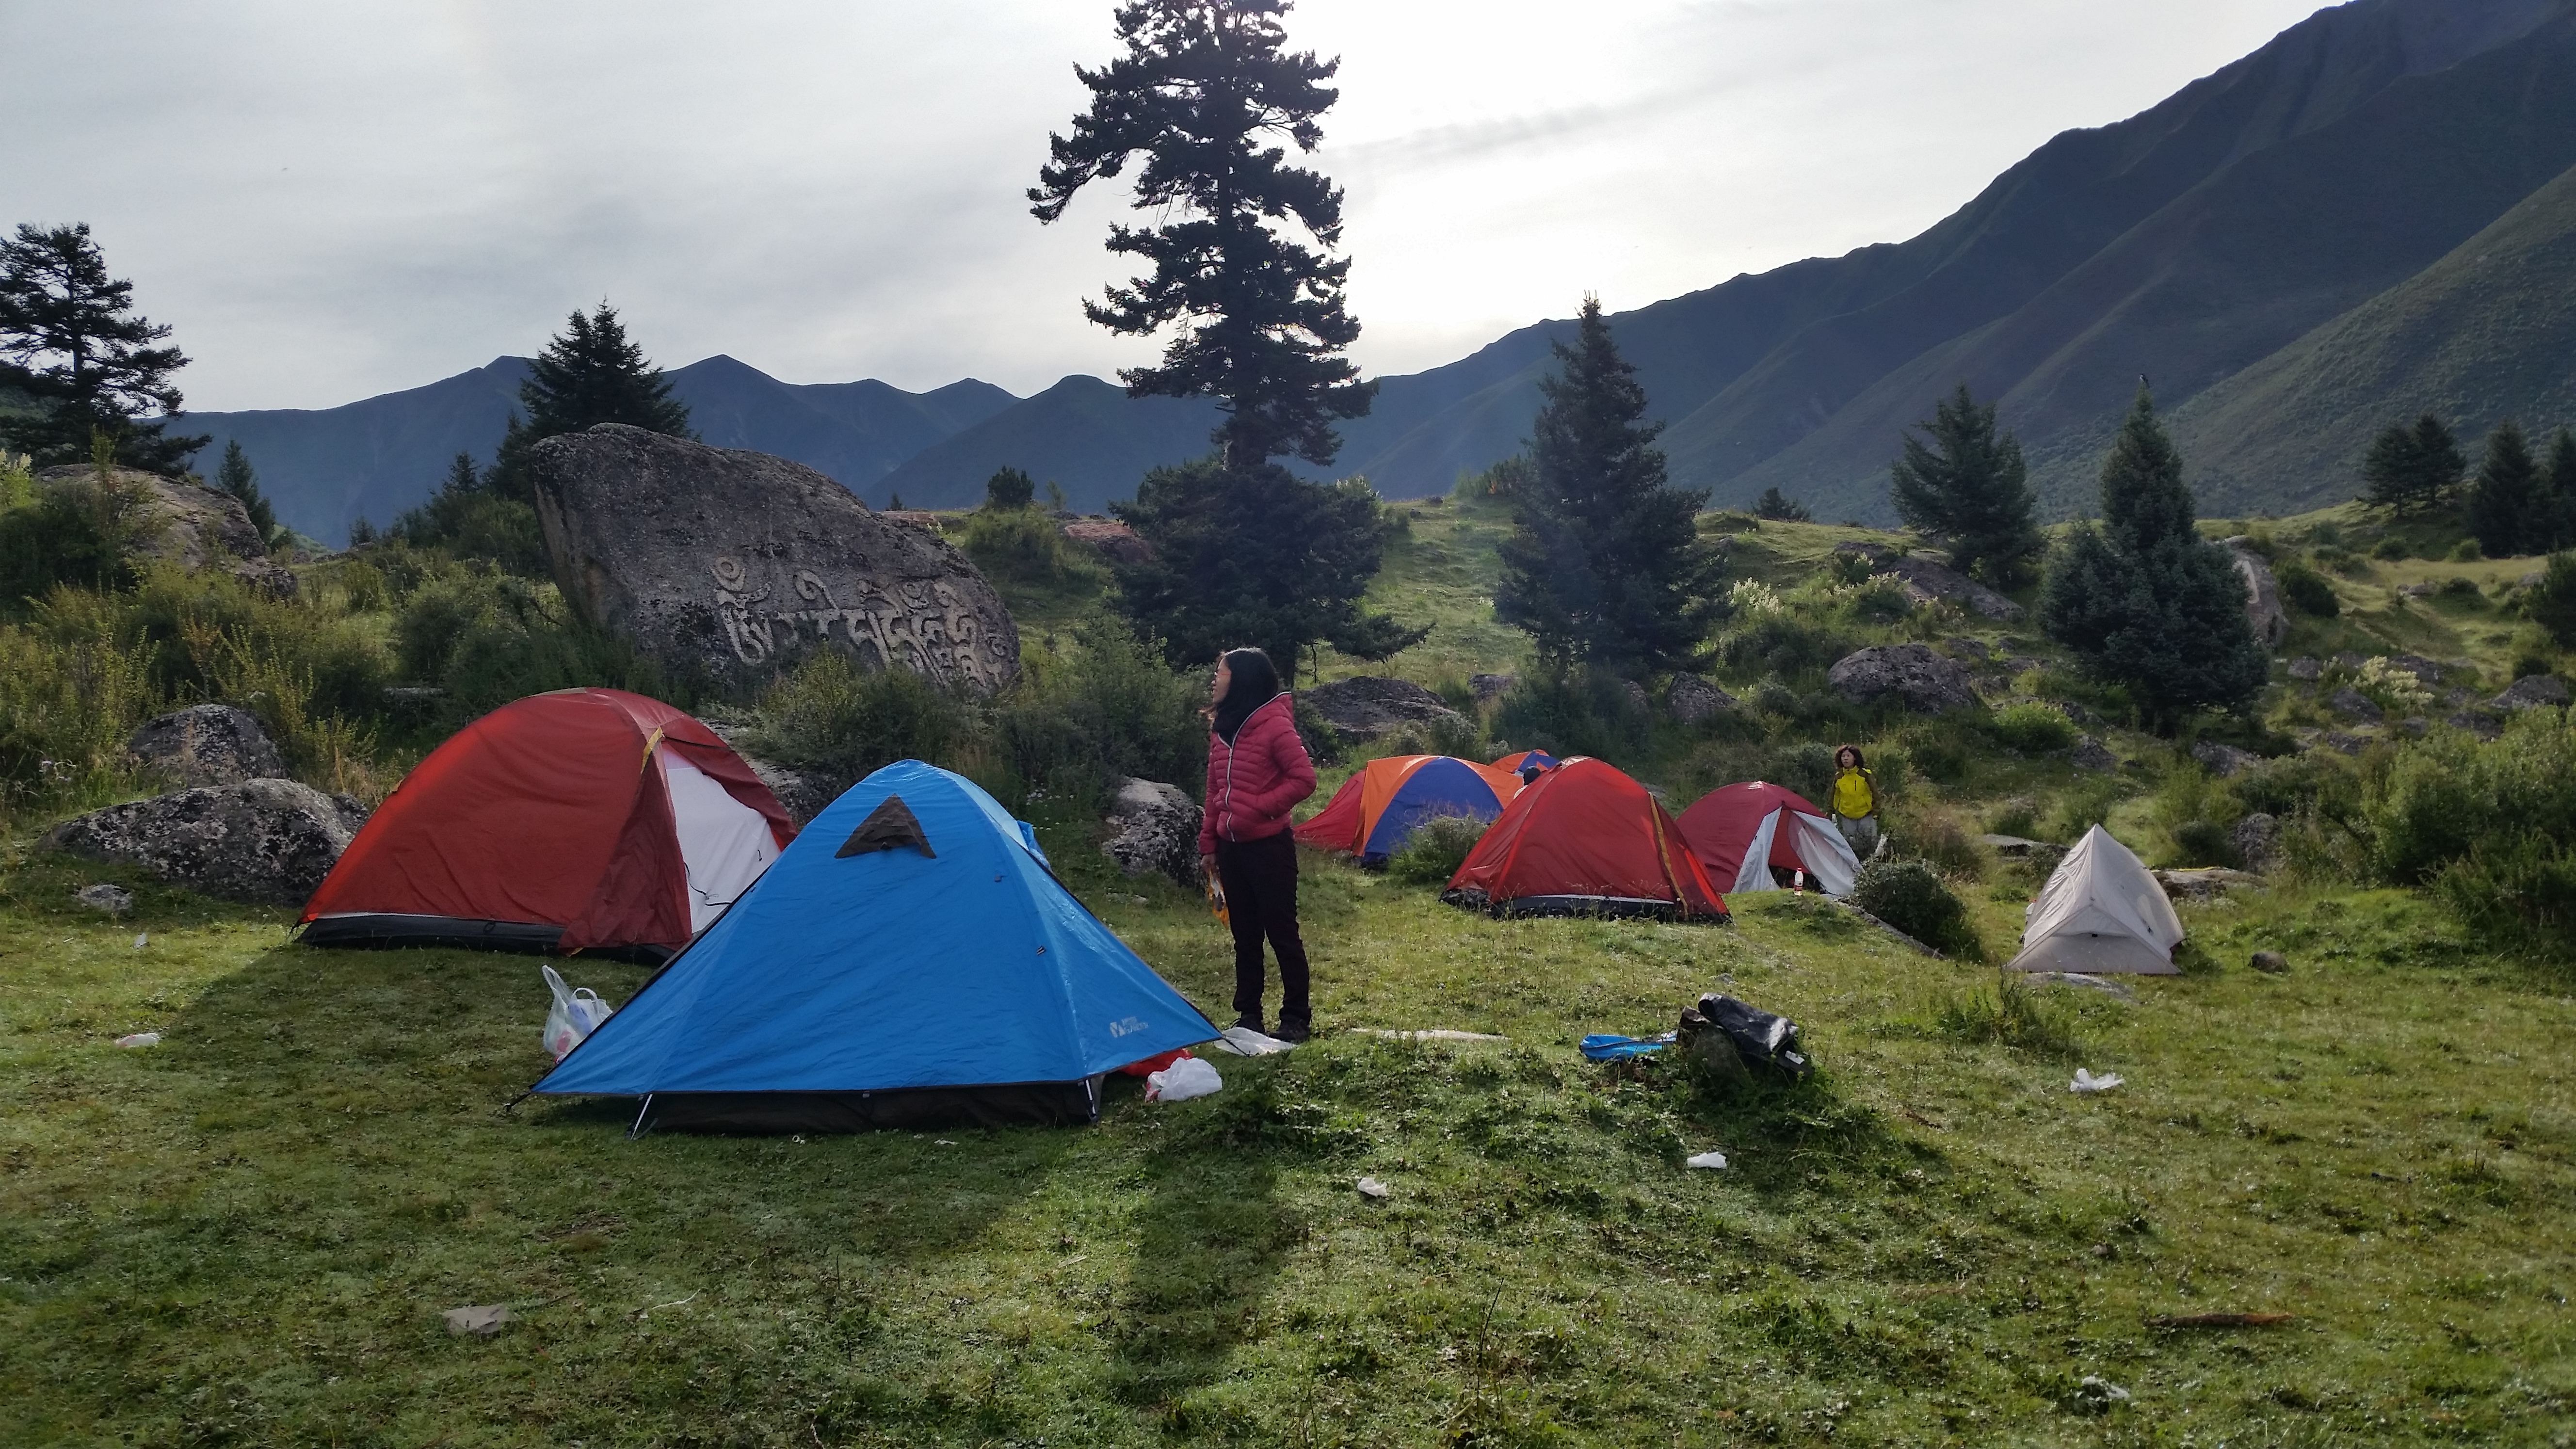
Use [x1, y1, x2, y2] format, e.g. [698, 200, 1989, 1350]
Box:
[5, 0, 2329, 413]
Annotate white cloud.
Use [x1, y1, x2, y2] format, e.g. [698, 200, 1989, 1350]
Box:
[0, 0, 2327, 410]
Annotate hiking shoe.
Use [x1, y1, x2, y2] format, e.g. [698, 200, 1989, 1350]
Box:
[1233, 1014, 1265, 1035]
[1275, 1017, 1312, 1044]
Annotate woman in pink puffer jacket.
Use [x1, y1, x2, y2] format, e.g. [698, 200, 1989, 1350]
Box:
[1196, 647, 1318, 1040]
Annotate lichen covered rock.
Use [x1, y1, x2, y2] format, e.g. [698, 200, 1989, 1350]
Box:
[42, 780, 366, 905]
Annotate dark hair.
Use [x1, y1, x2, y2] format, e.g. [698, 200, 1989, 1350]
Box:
[1836, 744, 1867, 770]
[1211, 647, 1284, 744]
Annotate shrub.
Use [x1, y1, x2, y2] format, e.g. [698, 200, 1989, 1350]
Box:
[2044, 775, 2127, 843]
[1892, 808, 1984, 881]
[1491, 667, 1647, 763]
[2432, 835, 2576, 958]
[2357, 712, 2576, 954]
[2149, 764, 2241, 868]
[958, 507, 1071, 585]
[753, 650, 968, 789]
[991, 618, 1208, 803]
[1385, 813, 1487, 886]
[2275, 559, 2339, 617]
[0, 467, 155, 610]
[2352, 656, 2434, 716]
[2526, 553, 2576, 648]
[1715, 614, 1845, 684]
[1850, 858, 1981, 959]
[391, 568, 659, 717]
[1989, 701, 2077, 754]
[1985, 796, 2038, 838]
[1934, 980, 2080, 1060]
[0, 611, 159, 820]
[2449, 539, 2482, 562]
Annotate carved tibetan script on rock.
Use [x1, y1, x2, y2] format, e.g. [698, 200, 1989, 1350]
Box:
[709, 557, 1007, 691]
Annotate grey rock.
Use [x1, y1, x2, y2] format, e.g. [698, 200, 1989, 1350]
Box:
[2521, 570, 2546, 588]
[529, 425, 1020, 694]
[127, 704, 286, 787]
[2250, 950, 2290, 975]
[1468, 673, 1516, 703]
[1826, 644, 1979, 713]
[2398, 581, 2436, 599]
[35, 464, 295, 597]
[2491, 675, 2570, 711]
[2319, 732, 2368, 755]
[2333, 651, 2366, 669]
[877, 510, 944, 531]
[2286, 656, 2322, 681]
[1620, 678, 1652, 714]
[2190, 740, 2260, 778]
[2232, 813, 2280, 873]
[2327, 687, 2384, 723]
[1060, 517, 1154, 565]
[2070, 735, 2118, 773]
[2447, 709, 2504, 741]
[1666, 673, 1736, 725]
[2386, 653, 2447, 685]
[2442, 687, 2475, 708]
[1303, 676, 1467, 743]
[1980, 834, 2066, 859]
[1943, 636, 1991, 660]
[42, 780, 363, 905]
[2400, 715, 2431, 737]
[2155, 867, 2258, 902]
[1101, 776, 1203, 886]
[75, 883, 134, 915]
[2222, 541, 2289, 648]
[1834, 542, 2024, 621]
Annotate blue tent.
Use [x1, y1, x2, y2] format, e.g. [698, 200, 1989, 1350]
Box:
[533, 760, 1219, 1131]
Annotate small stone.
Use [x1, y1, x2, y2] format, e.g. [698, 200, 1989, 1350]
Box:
[1468, 673, 1516, 703]
[1666, 673, 1737, 725]
[2190, 740, 2259, 778]
[1943, 636, 1991, 660]
[1060, 517, 1154, 564]
[74, 883, 134, 915]
[2285, 656, 2322, 681]
[2070, 735, 2118, 773]
[2326, 687, 2384, 724]
[2319, 732, 2367, 755]
[2490, 676, 2569, 712]
[442, 1305, 514, 1337]
[2400, 716, 2430, 737]
[2250, 950, 2289, 975]
[2446, 709, 2504, 741]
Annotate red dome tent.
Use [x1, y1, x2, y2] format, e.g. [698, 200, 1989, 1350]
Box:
[1677, 780, 1863, 897]
[1296, 754, 1525, 865]
[1442, 757, 1727, 920]
[301, 689, 794, 959]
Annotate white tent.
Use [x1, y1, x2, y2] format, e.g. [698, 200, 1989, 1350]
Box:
[2004, 824, 2185, 976]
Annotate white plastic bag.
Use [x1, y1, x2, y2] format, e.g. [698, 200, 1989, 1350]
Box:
[541, 964, 614, 1062]
[2070, 1067, 2124, 1094]
[1144, 1056, 1223, 1102]
[1211, 1025, 1294, 1056]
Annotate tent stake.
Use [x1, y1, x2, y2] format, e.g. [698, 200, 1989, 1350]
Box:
[628, 1094, 656, 1140]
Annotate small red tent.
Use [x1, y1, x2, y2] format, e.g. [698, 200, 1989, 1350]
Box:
[301, 689, 793, 959]
[1443, 757, 1726, 920]
[1677, 780, 1863, 897]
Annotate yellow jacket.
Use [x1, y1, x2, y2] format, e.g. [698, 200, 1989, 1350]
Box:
[1831, 767, 1875, 820]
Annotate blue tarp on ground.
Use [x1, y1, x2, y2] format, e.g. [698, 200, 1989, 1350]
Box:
[534, 760, 1217, 1099]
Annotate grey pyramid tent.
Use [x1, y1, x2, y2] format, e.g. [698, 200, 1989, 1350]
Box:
[2004, 825, 2184, 976]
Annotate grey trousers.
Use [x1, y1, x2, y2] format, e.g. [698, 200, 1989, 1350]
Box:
[1835, 813, 1881, 858]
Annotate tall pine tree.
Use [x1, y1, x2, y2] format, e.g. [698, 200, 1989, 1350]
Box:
[2541, 426, 2576, 553]
[1036, 0, 1414, 667]
[0, 223, 205, 472]
[1031, 0, 1373, 467]
[2039, 386, 2266, 730]
[1494, 298, 1720, 672]
[2464, 420, 2539, 559]
[214, 440, 278, 547]
[1887, 382, 2042, 583]
[487, 302, 692, 500]
[2361, 413, 2463, 516]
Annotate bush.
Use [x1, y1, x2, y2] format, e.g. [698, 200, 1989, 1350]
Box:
[2357, 712, 2576, 954]
[1989, 701, 2076, 754]
[1850, 858, 1982, 959]
[752, 650, 968, 789]
[2149, 764, 2241, 868]
[1385, 813, 1487, 886]
[1715, 614, 1845, 685]
[391, 568, 660, 717]
[992, 618, 1208, 803]
[2526, 553, 2576, 648]
[1934, 981, 2080, 1060]
[1892, 808, 1984, 881]
[0, 467, 155, 610]
[0, 610, 158, 820]
[958, 507, 1075, 585]
[1491, 667, 1647, 764]
[391, 486, 548, 576]
[2044, 775, 2127, 843]
[2275, 559, 2339, 618]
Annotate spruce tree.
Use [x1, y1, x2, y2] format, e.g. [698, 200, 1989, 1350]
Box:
[1031, 0, 1374, 467]
[214, 440, 278, 547]
[0, 223, 205, 472]
[1040, 0, 1416, 666]
[984, 467, 1036, 511]
[488, 302, 691, 499]
[1887, 383, 2042, 582]
[2541, 426, 2576, 554]
[2362, 413, 2462, 516]
[2039, 386, 2266, 729]
[1494, 298, 1720, 672]
[2465, 420, 2539, 559]
[1750, 487, 1810, 522]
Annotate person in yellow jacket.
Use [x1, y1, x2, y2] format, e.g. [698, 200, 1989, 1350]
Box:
[1830, 745, 1880, 857]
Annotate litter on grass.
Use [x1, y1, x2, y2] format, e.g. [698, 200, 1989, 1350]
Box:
[442, 1304, 513, 1336]
[2027, 971, 2138, 1001]
[2071, 1068, 2125, 1094]
[2075, 1376, 2131, 1409]
[1355, 1176, 1391, 1200]
[132, 933, 147, 949]
[1580, 1032, 1673, 1061]
[1352, 1028, 1509, 1043]
[1210, 1026, 1294, 1056]
[1686, 1150, 1728, 1170]
[540, 964, 616, 1062]
[113, 1032, 161, 1048]
[1144, 1056, 1222, 1102]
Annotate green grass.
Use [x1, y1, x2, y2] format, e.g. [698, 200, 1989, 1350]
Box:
[6, 819, 2574, 1445]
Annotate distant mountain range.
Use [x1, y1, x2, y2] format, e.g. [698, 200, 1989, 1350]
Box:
[184, 0, 2576, 542]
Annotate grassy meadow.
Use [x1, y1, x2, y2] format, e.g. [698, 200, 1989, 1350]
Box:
[5, 490, 2575, 1445]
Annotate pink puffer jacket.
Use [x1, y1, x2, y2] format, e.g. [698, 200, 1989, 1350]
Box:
[1197, 692, 1317, 856]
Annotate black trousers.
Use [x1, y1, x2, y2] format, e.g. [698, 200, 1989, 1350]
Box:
[1215, 831, 1310, 1026]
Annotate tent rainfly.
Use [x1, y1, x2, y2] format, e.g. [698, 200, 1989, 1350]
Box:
[1675, 780, 1863, 897]
[1442, 757, 1728, 921]
[301, 688, 791, 960]
[2004, 824, 2186, 976]
[1295, 754, 1523, 865]
[532, 760, 1219, 1132]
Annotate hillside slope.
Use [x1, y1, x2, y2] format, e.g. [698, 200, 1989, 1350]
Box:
[2171, 160, 2576, 512]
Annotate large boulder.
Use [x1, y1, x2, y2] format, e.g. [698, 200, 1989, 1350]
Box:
[1060, 517, 1154, 565]
[2327, 687, 2384, 724]
[1667, 674, 1737, 725]
[1303, 676, 1468, 743]
[1832, 542, 2023, 621]
[2491, 675, 2569, 711]
[41, 780, 366, 905]
[2220, 539, 2288, 648]
[528, 425, 1020, 693]
[35, 465, 294, 597]
[1825, 644, 1978, 713]
[1102, 776, 1203, 886]
[2189, 740, 2260, 778]
[127, 704, 285, 787]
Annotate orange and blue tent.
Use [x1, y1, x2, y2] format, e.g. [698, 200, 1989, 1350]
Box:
[1294, 754, 1525, 866]
[1491, 749, 1561, 776]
